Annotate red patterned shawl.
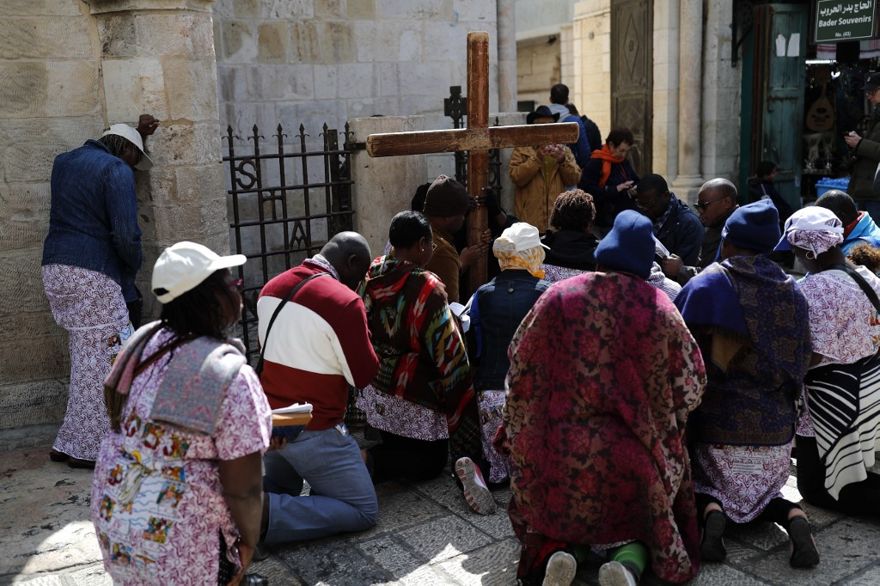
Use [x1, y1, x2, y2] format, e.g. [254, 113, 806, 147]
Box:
[499, 272, 706, 583]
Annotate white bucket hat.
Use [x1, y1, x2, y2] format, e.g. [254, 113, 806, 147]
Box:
[152, 241, 247, 304]
[102, 123, 153, 171]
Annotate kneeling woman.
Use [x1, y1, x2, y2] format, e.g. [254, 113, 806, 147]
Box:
[499, 211, 707, 585]
[777, 207, 880, 515]
[92, 242, 272, 584]
[358, 211, 495, 514]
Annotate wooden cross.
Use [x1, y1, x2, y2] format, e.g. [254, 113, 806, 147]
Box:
[366, 31, 578, 292]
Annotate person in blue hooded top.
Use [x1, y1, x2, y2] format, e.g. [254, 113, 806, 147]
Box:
[815, 189, 880, 254]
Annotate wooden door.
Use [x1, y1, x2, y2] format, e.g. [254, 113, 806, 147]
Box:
[748, 4, 808, 207]
[611, 0, 653, 175]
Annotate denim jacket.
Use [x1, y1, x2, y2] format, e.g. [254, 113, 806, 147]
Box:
[468, 270, 550, 390]
[41, 140, 143, 301]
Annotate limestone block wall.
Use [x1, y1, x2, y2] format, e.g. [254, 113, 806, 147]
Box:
[0, 1, 105, 429]
[0, 0, 228, 432]
[92, 1, 229, 323]
[212, 0, 500, 145]
[571, 0, 611, 138]
[515, 36, 561, 108]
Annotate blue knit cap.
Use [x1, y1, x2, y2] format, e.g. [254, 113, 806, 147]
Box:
[721, 198, 781, 254]
[595, 210, 655, 279]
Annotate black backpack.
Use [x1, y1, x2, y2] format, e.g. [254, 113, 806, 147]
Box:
[581, 116, 602, 154]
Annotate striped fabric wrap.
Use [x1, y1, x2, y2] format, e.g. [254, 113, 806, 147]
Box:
[805, 354, 880, 500]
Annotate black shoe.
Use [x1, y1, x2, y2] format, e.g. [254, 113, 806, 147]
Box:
[49, 449, 69, 463]
[67, 457, 96, 470]
[243, 573, 269, 585]
[700, 510, 727, 562]
[788, 516, 820, 568]
[252, 543, 271, 562]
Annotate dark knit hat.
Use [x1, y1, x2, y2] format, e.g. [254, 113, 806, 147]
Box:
[721, 198, 781, 253]
[423, 174, 471, 217]
[594, 210, 655, 279]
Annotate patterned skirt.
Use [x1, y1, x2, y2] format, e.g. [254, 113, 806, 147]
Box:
[478, 390, 509, 484]
[42, 265, 132, 461]
[691, 443, 791, 523]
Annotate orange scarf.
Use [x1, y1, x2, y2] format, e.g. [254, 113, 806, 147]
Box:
[591, 144, 625, 188]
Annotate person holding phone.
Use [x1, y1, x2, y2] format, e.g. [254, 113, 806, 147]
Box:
[844, 72, 880, 223]
[580, 128, 640, 231]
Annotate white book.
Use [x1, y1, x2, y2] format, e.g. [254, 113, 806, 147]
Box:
[271, 402, 313, 415]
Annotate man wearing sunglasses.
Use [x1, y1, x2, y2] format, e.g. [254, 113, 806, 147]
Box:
[661, 178, 739, 284]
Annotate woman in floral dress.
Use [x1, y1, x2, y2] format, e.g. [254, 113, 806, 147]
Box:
[499, 211, 706, 586]
[92, 242, 271, 584]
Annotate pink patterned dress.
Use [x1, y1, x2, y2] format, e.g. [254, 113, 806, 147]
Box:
[91, 328, 272, 584]
[42, 265, 133, 461]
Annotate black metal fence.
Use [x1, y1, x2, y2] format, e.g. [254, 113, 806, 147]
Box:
[443, 85, 503, 196]
[222, 123, 355, 362]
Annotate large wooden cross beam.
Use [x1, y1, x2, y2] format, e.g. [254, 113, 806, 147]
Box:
[367, 31, 578, 292]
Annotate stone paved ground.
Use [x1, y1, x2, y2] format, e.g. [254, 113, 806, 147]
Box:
[4, 428, 880, 585]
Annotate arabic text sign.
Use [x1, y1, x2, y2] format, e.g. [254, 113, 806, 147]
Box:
[815, 0, 876, 43]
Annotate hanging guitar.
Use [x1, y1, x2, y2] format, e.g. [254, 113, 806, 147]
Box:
[806, 67, 835, 132]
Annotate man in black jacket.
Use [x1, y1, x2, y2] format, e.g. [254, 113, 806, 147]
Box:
[632, 174, 704, 266]
[845, 72, 880, 222]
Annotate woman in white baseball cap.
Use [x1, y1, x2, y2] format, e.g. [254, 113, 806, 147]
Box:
[93, 241, 271, 585]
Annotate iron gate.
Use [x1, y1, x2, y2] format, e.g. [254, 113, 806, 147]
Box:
[223, 123, 355, 362]
[444, 86, 504, 196]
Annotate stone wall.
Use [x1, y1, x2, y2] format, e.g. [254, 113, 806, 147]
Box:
[212, 0, 500, 143]
[515, 36, 561, 108]
[0, 0, 228, 432]
[0, 0, 104, 429]
[571, 0, 611, 138]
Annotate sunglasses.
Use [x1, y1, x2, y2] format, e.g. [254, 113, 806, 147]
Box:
[693, 198, 725, 211]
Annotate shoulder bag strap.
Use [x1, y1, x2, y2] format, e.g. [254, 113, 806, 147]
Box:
[830, 263, 880, 315]
[256, 272, 329, 374]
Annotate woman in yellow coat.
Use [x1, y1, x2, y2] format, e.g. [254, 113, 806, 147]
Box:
[509, 106, 581, 233]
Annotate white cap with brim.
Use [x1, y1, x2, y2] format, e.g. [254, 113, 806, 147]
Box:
[152, 241, 247, 304]
[103, 123, 153, 171]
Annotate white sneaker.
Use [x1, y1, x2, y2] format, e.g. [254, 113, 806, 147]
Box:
[598, 560, 637, 586]
[454, 456, 496, 515]
[542, 551, 577, 586]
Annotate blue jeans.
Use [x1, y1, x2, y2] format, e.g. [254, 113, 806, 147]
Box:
[263, 425, 378, 543]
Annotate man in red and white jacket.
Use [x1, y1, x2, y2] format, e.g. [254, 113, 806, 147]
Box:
[258, 232, 380, 543]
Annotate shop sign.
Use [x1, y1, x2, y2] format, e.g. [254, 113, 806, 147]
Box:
[815, 0, 876, 43]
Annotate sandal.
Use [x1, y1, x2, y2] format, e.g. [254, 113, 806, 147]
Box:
[700, 510, 727, 562]
[788, 516, 820, 568]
